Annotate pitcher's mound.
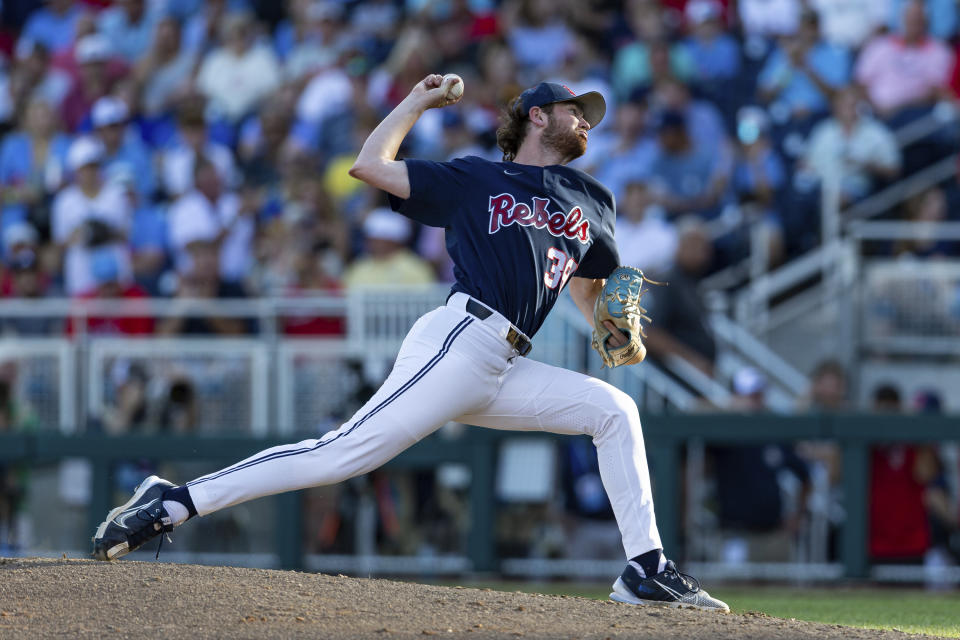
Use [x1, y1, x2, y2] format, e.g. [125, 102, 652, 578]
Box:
[0, 558, 930, 639]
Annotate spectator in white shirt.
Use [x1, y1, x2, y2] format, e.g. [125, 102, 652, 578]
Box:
[51, 136, 132, 295]
[802, 87, 901, 203]
[808, 0, 890, 51]
[616, 181, 678, 276]
[167, 157, 254, 284]
[159, 95, 238, 197]
[739, 0, 803, 39]
[195, 11, 282, 125]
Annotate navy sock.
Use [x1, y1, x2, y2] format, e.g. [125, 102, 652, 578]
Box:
[162, 486, 198, 519]
[630, 548, 664, 578]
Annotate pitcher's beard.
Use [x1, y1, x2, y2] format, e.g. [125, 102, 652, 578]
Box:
[541, 118, 587, 163]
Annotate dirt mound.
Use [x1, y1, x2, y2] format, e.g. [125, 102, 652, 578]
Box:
[0, 558, 936, 639]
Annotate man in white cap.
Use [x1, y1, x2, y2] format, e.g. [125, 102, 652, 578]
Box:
[91, 96, 156, 199]
[51, 136, 132, 295]
[343, 208, 436, 288]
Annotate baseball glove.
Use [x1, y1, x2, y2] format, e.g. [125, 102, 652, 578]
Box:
[590, 266, 660, 368]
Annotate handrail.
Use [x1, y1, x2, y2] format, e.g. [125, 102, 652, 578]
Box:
[710, 312, 809, 395]
[849, 220, 960, 240]
[664, 354, 732, 407]
[550, 297, 700, 410]
[0, 295, 348, 317]
[893, 102, 958, 148]
[842, 153, 957, 223]
[734, 241, 845, 325]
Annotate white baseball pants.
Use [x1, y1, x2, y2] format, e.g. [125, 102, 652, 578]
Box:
[187, 292, 662, 559]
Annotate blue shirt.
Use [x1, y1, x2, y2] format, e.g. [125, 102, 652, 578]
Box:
[22, 7, 82, 53]
[649, 145, 717, 201]
[102, 134, 156, 200]
[758, 42, 850, 114]
[390, 156, 619, 337]
[594, 138, 658, 203]
[889, 0, 957, 41]
[0, 132, 71, 188]
[684, 34, 742, 82]
[130, 204, 168, 252]
[98, 5, 163, 62]
[733, 147, 786, 195]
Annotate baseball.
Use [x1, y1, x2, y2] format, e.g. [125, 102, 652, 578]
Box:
[442, 74, 464, 100]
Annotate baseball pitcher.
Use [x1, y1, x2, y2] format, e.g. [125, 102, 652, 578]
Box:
[92, 75, 729, 612]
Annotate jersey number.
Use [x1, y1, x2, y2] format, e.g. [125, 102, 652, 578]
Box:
[544, 247, 578, 290]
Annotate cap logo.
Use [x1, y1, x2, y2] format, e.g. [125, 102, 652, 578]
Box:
[562, 85, 576, 96]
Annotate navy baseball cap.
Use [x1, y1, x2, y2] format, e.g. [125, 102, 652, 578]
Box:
[517, 82, 606, 128]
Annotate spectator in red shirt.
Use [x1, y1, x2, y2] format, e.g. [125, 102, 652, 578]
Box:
[69, 248, 153, 336]
[868, 384, 936, 561]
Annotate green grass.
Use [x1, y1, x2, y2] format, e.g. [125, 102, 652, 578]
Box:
[713, 587, 960, 638]
[431, 582, 960, 638]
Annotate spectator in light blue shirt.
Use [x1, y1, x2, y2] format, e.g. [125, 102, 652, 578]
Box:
[115, 170, 168, 294]
[758, 10, 850, 120]
[888, 0, 957, 41]
[683, 0, 741, 84]
[97, 0, 164, 63]
[579, 94, 659, 204]
[0, 98, 72, 232]
[90, 97, 156, 201]
[648, 109, 728, 219]
[20, 0, 83, 54]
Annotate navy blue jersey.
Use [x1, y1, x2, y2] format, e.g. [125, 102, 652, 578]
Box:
[389, 156, 619, 337]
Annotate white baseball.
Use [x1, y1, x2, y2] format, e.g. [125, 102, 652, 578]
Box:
[443, 74, 464, 100]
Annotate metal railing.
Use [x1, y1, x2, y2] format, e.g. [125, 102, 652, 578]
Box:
[859, 258, 960, 356]
[0, 288, 709, 438]
[731, 105, 958, 351]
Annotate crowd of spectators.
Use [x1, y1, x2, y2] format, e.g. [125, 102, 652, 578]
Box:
[0, 0, 958, 565]
[0, 0, 957, 342]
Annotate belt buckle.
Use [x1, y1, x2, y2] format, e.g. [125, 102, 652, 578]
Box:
[516, 339, 532, 357]
[506, 328, 532, 357]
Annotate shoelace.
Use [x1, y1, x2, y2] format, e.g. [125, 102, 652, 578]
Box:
[664, 562, 701, 593]
[133, 507, 173, 560]
[155, 530, 173, 560]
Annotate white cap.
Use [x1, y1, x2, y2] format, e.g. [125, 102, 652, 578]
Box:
[733, 367, 767, 396]
[363, 208, 410, 243]
[686, 0, 722, 25]
[67, 136, 105, 171]
[3, 222, 38, 252]
[91, 96, 129, 128]
[75, 34, 112, 64]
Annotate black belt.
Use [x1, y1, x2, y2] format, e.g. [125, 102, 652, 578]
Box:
[465, 299, 532, 357]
